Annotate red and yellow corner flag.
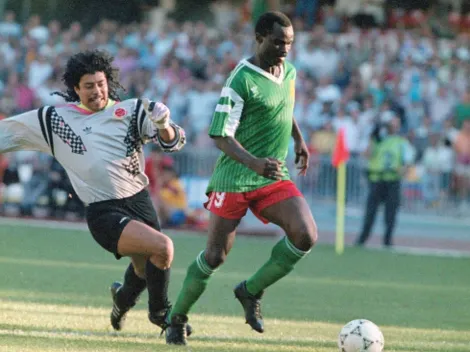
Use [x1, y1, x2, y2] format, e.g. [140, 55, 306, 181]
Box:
[332, 129, 349, 255]
[332, 128, 350, 168]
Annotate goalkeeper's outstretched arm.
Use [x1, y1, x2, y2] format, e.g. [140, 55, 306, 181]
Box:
[0, 109, 52, 155]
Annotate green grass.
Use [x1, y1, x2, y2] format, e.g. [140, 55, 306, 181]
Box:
[0, 224, 469, 351]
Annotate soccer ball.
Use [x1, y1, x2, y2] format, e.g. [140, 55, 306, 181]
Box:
[338, 319, 384, 352]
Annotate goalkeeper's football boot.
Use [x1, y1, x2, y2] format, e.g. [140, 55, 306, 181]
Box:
[110, 282, 137, 331]
[165, 314, 189, 345]
[234, 281, 265, 333]
[149, 306, 193, 337]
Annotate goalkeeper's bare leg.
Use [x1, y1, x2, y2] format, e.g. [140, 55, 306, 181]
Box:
[108, 220, 192, 334]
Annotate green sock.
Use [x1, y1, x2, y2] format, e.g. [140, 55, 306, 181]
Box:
[246, 237, 309, 296]
[170, 251, 216, 318]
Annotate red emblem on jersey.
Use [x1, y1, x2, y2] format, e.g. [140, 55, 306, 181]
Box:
[113, 107, 127, 119]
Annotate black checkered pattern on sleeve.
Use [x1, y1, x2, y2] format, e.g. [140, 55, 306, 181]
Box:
[50, 109, 87, 155]
[123, 106, 142, 177]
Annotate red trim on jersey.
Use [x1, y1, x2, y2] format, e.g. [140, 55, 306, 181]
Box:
[204, 180, 302, 224]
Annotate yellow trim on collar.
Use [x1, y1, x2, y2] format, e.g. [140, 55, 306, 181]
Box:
[78, 99, 116, 112]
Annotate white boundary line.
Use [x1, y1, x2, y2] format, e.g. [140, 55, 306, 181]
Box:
[0, 216, 88, 231]
[362, 245, 470, 258]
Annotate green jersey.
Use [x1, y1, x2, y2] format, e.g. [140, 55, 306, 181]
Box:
[207, 59, 296, 193]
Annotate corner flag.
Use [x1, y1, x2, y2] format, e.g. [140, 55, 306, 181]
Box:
[332, 128, 349, 255]
[332, 128, 350, 168]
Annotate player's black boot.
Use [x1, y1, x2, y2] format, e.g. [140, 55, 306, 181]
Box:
[165, 314, 189, 345]
[110, 282, 136, 331]
[149, 306, 193, 337]
[234, 280, 264, 333]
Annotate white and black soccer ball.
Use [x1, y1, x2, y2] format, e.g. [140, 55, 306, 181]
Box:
[338, 319, 384, 352]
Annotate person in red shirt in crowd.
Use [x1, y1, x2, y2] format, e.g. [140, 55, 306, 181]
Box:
[145, 145, 174, 206]
[145, 145, 209, 230]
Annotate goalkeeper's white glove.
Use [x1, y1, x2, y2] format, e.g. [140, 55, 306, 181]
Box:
[142, 98, 170, 129]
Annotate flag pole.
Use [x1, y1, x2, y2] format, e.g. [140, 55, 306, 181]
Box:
[335, 161, 346, 255]
[332, 128, 349, 255]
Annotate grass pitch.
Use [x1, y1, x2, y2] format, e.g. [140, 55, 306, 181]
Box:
[0, 223, 469, 351]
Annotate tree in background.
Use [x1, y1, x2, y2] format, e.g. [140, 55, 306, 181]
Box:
[251, 0, 281, 24]
[3, 0, 154, 29]
[168, 0, 216, 26]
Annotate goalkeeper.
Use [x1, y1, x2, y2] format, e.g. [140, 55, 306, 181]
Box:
[0, 50, 191, 336]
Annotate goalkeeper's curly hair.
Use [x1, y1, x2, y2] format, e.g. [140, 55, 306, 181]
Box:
[52, 50, 124, 102]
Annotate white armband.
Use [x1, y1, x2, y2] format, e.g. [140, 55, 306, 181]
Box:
[155, 122, 186, 153]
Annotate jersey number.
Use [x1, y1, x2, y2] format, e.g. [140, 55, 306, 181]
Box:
[213, 192, 226, 208]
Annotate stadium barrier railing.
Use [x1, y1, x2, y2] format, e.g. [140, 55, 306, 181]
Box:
[172, 149, 459, 216]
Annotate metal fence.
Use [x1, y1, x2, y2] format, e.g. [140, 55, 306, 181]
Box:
[172, 149, 462, 217]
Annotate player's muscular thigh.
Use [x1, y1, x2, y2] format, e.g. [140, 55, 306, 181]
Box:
[260, 197, 317, 251]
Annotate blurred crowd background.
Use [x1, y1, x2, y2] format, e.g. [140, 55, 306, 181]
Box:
[0, 0, 470, 225]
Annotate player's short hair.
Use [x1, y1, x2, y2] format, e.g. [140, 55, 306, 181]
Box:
[52, 50, 123, 102]
[255, 11, 292, 37]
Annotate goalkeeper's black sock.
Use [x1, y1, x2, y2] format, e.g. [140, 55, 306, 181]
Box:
[116, 263, 146, 307]
[146, 260, 171, 313]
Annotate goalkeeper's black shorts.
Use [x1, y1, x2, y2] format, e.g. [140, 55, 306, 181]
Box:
[85, 188, 161, 259]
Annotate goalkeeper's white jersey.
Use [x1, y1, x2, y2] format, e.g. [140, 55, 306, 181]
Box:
[0, 99, 184, 205]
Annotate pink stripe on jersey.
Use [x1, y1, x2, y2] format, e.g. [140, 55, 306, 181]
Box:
[65, 104, 94, 115]
[61, 100, 119, 115]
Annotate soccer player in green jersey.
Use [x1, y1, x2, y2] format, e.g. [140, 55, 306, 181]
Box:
[165, 11, 318, 345]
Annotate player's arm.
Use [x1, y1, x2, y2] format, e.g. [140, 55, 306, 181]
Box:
[292, 118, 309, 176]
[213, 136, 284, 180]
[138, 99, 186, 153]
[0, 108, 53, 155]
[209, 85, 283, 180]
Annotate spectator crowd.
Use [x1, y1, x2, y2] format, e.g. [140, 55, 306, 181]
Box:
[0, 1, 470, 220]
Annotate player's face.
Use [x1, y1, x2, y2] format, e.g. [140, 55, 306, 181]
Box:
[74, 72, 109, 112]
[257, 23, 294, 66]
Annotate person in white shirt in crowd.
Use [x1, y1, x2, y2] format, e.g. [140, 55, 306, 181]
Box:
[27, 14, 49, 44]
[429, 85, 456, 127]
[27, 53, 54, 89]
[414, 116, 434, 158]
[316, 76, 341, 103]
[166, 80, 191, 126]
[35, 74, 63, 106]
[405, 100, 426, 132]
[304, 89, 324, 131]
[186, 79, 220, 135]
[421, 132, 455, 206]
[293, 91, 311, 134]
[0, 11, 21, 38]
[333, 106, 360, 154]
[453, 120, 470, 213]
